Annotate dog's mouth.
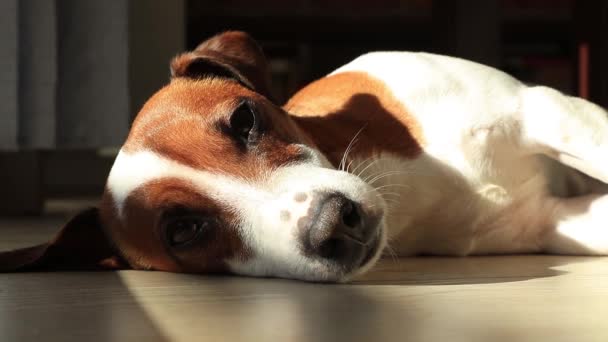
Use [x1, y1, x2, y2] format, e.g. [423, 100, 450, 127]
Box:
[360, 234, 382, 267]
[329, 223, 384, 283]
[341, 218, 385, 273]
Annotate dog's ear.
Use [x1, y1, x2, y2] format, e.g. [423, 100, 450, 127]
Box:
[0, 208, 128, 272]
[170, 31, 274, 100]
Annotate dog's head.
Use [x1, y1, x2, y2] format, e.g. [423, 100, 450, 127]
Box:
[0, 32, 386, 282]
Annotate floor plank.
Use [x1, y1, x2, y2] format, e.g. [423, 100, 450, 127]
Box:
[1, 215, 608, 342]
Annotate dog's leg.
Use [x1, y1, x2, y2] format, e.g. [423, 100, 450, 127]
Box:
[543, 194, 608, 255]
[520, 86, 608, 183]
[515, 87, 608, 254]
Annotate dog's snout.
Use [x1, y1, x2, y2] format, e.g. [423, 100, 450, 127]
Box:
[302, 193, 376, 267]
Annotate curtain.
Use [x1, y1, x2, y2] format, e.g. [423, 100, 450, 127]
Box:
[0, 0, 130, 150]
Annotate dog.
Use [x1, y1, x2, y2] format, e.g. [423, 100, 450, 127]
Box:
[2, 31, 608, 282]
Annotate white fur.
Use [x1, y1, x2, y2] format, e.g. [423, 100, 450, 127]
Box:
[332, 52, 608, 257]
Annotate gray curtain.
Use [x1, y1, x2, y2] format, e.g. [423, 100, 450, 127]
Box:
[1, 0, 130, 150]
[0, 0, 19, 149]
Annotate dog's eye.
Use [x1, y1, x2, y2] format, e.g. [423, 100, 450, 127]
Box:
[229, 101, 258, 144]
[164, 216, 210, 248]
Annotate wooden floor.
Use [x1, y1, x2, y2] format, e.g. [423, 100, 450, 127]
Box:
[1, 210, 608, 342]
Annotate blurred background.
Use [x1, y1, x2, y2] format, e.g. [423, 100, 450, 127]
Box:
[0, 0, 607, 216]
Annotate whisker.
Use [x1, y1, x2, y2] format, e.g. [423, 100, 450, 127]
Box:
[376, 191, 402, 197]
[377, 189, 402, 194]
[380, 199, 402, 208]
[366, 170, 409, 185]
[383, 243, 399, 262]
[361, 183, 409, 199]
[351, 155, 375, 176]
[382, 197, 401, 204]
[339, 125, 367, 171]
[346, 158, 356, 173]
[363, 169, 407, 184]
[378, 194, 402, 200]
[374, 184, 410, 191]
[373, 192, 401, 207]
[355, 157, 383, 178]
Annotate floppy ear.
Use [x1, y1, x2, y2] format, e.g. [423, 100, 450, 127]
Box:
[170, 31, 274, 100]
[0, 208, 128, 272]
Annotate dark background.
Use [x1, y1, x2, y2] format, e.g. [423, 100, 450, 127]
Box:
[1, 0, 607, 216]
[188, 0, 606, 105]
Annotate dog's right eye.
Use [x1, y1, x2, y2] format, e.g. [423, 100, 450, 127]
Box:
[164, 216, 213, 248]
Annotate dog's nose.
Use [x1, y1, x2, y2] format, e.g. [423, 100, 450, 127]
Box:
[302, 193, 375, 266]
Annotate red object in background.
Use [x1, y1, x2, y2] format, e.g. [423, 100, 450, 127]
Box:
[578, 43, 589, 100]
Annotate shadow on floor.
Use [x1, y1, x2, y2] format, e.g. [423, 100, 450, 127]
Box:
[351, 255, 594, 285]
[0, 272, 169, 341]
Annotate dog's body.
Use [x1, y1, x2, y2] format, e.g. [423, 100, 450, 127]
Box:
[2, 32, 608, 282]
[288, 51, 608, 259]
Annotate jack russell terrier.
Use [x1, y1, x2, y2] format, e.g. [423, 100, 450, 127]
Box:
[2, 31, 608, 282]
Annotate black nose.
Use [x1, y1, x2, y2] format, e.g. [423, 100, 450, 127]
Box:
[302, 193, 375, 267]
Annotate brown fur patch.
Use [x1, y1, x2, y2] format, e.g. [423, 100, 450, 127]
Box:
[284, 71, 424, 166]
[100, 178, 249, 273]
[123, 78, 307, 180]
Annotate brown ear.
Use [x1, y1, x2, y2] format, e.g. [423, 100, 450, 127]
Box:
[0, 208, 128, 272]
[170, 31, 274, 100]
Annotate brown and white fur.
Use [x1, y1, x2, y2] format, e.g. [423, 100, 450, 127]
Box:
[2, 31, 608, 282]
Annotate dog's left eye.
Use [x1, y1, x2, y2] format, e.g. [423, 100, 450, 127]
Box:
[229, 101, 259, 145]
